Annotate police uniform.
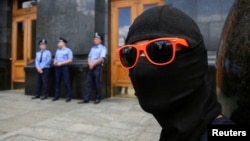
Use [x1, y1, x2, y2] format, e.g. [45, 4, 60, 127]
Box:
[53, 37, 73, 102]
[32, 39, 52, 100]
[79, 33, 106, 104]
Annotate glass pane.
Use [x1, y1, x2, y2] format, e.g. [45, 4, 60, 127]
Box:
[18, 0, 35, 9]
[114, 7, 135, 98]
[31, 20, 36, 59]
[113, 86, 135, 98]
[16, 22, 24, 60]
[118, 7, 131, 46]
[144, 4, 158, 11]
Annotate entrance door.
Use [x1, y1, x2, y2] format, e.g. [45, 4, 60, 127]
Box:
[11, 14, 36, 88]
[111, 0, 164, 97]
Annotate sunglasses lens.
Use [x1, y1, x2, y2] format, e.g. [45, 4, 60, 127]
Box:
[146, 40, 173, 63]
[120, 46, 137, 67]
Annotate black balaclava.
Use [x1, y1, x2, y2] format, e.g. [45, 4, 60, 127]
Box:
[125, 5, 221, 141]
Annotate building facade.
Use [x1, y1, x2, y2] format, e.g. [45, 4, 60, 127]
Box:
[0, 0, 234, 97]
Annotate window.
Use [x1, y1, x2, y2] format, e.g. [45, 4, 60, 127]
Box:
[17, 0, 36, 9]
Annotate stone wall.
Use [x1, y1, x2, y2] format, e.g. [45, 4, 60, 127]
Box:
[0, 0, 12, 90]
[36, 0, 97, 56]
[0, 0, 12, 59]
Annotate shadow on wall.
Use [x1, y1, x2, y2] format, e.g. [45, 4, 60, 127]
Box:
[216, 0, 250, 125]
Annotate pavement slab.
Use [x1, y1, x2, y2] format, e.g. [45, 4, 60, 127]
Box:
[0, 90, 161, 141]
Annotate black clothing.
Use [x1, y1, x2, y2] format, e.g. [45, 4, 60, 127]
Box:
[38, 39, 47, 45]
[200, 116, 235, 141]
[35, 68, 50, 98]
[58, 37, 67, 44]
[126, 5, 222, 141]
[84, 65, 102, 101]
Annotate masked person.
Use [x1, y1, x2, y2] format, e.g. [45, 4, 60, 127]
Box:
[78, 32, 106, 104]
[53, 37, 73, 102]
[32, 39, 52, 100]
[116, 5, 233, 141]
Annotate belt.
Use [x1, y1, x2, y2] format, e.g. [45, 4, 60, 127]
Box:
[42, 68, 50, 70]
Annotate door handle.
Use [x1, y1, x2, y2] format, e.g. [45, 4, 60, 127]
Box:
[9, 58, 12, 60]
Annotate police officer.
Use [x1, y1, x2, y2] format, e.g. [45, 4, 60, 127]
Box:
[78, 32, 106, 104]
[32, 39, 52, 100]
[53, 37, 73, 102]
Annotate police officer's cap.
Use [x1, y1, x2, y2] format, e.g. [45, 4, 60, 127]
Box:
[58, 37, 67, 44]
[38, 39, 47, 45]
[94, 32, 103, 41]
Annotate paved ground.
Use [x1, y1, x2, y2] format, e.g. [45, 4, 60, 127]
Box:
[0, 90, 161, 141]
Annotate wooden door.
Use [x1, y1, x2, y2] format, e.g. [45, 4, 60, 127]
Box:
[111, 0, 164, 96]
[11, 14, 37, 88]
[11, 0, 37, 88]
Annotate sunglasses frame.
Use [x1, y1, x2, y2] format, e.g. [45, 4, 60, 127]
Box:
[116, 37, 189, 69]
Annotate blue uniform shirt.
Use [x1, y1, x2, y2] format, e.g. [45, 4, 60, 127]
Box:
[88, 44, 106, 63]
[55, 47, 73, 63]
[35, 49, 52, 69]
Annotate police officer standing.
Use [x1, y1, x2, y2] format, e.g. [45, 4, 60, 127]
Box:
[78, 33, 106, 104]
[32, 39, 52, 100]
[53, 37, 73, 102]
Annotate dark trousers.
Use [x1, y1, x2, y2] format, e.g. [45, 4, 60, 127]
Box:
[54, 65, 71, 99]
[35, 68, 50, 97]
[84, 65, 102, 101]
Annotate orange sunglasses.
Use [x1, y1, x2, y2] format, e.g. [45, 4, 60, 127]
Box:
[116, 37, 189, 69]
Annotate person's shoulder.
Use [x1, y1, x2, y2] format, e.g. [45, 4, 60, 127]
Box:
[99, 44, 106, 50]
[200, 116, 235, 141]
[211, 116, 235, 125]
[45, 49, 51, 53]
[100, 44, 106, 48]
[65, 47, 72, 51]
